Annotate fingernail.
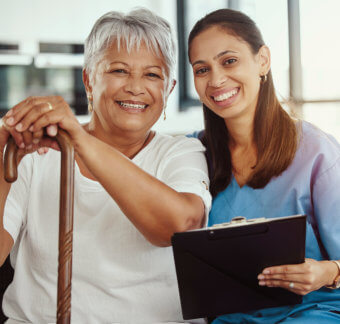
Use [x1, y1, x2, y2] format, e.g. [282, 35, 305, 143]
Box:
[26, 144, 32, 150]
[29, 125, 34, 132]
[15, 123, 23, 131]
[50, 127, 57, 136]
[33, 138, 39, 144]
[259, 281, 266, 286]
[263, 270, 270, 274]
[6, 117, 14, 125]
[19, 143, 25, 149]
[258, 275, 265, 280]
[5, 110, 12, 117]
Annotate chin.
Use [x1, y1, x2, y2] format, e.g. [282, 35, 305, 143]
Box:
[118, 120, 151, 133]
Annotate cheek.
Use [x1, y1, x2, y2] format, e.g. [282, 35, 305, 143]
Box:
[150, 83, 167, 104]
[193, 78, 205, 96]
[246, 74, 261, 94]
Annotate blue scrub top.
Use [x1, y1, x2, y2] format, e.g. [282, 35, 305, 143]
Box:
[195, 121, 340, 323]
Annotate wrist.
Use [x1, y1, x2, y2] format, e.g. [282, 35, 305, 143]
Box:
[325, 260, 340, 288]
[73, 128, 92, 154]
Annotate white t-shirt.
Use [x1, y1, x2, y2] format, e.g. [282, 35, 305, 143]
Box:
[3, 132, 211, 324]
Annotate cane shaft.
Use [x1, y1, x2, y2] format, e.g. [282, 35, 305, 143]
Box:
[3, 130, 75, 324]
[56, 130, 75, 324]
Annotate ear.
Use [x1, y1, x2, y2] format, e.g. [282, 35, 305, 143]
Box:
[258, 45, 271, 76]
[168, 79, 176, 95]
[82, 69, 93, 95]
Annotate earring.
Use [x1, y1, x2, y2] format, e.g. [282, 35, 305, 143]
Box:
[260, 74, 268, 84]
[163, 109, 166, 121]
[87, 94, 93, 113]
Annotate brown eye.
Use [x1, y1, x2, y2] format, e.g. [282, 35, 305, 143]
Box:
[147, 73, 161, 79]
[223, 58, 237, 65]
[109, 69, 127, 74]
[195, 67, 209, 75]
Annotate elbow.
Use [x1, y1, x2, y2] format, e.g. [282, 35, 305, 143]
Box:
[144, 224, 186, 248]
[146, 228, 175, 247]
[144, 201, 205, 247]
[182, 214, 204, 232]
[174, 208, 205, 233]
[150, 212, 204, 248]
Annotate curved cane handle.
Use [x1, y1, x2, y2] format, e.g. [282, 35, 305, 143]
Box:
[3, 136, 18, 183]
[3, 130, 75, 324]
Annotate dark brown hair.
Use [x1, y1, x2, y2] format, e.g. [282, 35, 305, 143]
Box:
[188, 9, 297, 197]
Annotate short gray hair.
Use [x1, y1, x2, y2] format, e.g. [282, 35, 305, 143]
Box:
[84, 8, 176, 93]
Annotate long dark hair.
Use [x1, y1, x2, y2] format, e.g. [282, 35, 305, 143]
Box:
[189, 9, 297, 197]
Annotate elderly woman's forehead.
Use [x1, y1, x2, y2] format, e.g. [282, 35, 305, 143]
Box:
[105, 39, 161, 56]
[100, 40, 167, 68]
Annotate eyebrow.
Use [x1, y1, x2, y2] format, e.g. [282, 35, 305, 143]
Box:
[192, 50, 237, 66]
[108, 61, 128, 66]
[108, 62, 162, 70]
[145, 65, 163, 70]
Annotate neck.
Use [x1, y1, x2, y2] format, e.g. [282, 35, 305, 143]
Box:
[85, 115, 153, 159]
[225, 114, 255, 150]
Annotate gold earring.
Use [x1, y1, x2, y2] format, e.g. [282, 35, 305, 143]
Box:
[87, 94, 93, 113]
[260, 74, 268, 84]
[163, 109, 166, 121]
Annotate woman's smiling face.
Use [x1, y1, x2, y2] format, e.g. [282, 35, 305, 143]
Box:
[87, 40, 171, 136]
[189, 26, 269, 122]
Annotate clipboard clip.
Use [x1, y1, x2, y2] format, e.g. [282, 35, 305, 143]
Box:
[211, 216, 267, 229]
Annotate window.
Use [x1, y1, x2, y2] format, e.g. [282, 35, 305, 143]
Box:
[177, 0, 229, 110]
[177, 0, 290, 110]
[0, 43, 87, 116]
[300, 0, 340, 101]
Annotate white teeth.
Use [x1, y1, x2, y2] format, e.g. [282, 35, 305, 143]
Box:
[118, 102, 147, 109]
[213, 89, 238, 102]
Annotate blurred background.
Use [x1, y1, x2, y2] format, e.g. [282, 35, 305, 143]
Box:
[0, 0, 339, 139]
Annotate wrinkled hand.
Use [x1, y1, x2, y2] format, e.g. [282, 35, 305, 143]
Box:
[3, 96, 84, 151]
[0, 117, 52, 159]
[258, 258, 338, 295]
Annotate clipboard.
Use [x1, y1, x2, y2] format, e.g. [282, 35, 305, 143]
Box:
[171, 214, 306, 320]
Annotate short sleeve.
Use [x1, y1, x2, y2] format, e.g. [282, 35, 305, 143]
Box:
[3, 154, 33, 242]
[312, 157, 340, 260]
[160, 137, 212, 225]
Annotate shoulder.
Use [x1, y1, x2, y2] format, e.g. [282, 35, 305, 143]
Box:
[299, 121, 340, 149]
[297, 120, 340, 160]
[294, 120, 340, 179]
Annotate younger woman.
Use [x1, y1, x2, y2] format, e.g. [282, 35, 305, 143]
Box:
[189, 8, 340, 323]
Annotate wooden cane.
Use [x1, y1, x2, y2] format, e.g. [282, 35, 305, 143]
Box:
[3, 130, 75, 324]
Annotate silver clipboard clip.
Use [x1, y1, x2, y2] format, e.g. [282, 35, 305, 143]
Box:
[210, 216, 267, 229]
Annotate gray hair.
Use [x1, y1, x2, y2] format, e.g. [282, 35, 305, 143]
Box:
[84, 8, 177, 93]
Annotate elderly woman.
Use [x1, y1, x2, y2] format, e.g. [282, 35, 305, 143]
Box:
[0, 9, 211, 323]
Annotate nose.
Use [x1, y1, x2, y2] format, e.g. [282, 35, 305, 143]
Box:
[208, 69, 228, 88]
[124, 75, 145, 96]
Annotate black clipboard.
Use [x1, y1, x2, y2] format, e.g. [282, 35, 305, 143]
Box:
[171, 214, 306, 320]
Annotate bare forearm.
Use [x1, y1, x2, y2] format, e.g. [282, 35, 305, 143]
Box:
[75, 133, 204, 246]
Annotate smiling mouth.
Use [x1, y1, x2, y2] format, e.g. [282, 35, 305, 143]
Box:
[117, 101, 148, 110]
[212, 88, 239, 102]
